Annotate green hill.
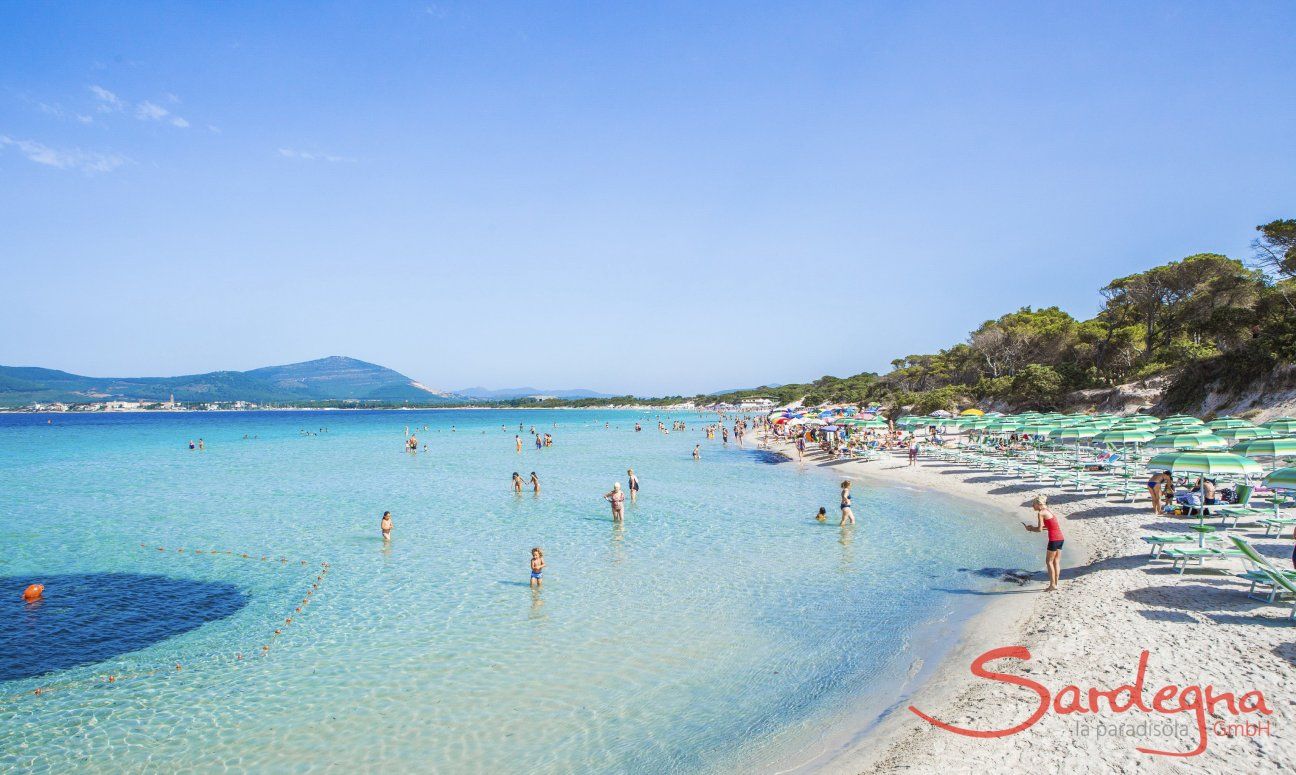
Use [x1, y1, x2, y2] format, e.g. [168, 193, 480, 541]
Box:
[0, 356, 452, 406]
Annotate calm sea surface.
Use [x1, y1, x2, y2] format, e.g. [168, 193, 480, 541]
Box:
[0, 409, 1033, 773]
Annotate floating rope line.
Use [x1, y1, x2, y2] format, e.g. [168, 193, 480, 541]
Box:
[5, 545, 331, 706]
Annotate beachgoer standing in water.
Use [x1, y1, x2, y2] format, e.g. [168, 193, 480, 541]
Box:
[516, 435, 523, 453]
[380, 511, 393, 541]
[627, 469, 640, 502]
[530, 471, 540, 494]
[839, 480, 855, 525]
[693, 444, 701, 460]
[605, 482, 625, 522]
[1023, 495, 1064, 591]
[513, 472, 524, 493]
[530, 547, 545, 588]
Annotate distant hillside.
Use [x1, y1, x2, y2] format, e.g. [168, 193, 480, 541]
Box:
[0, 356, 454, 406]
[455, 386, 616, 400]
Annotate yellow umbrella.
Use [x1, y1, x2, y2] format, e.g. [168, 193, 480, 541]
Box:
[959, 408, 985, 416]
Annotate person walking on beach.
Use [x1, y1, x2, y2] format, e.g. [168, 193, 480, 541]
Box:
[627, 469, 640, 502]
[530, 547, 545, 588]
[839, 480, 855, 525]
[380, 511, 393, 541]
[605, 482, 626, 522]
[907, 439, 919, 466]
[1023, 495, 1064, 591]
[513, 472, 524, 493]
[530, 471, 541, 494]
[795, 436, 805, 461]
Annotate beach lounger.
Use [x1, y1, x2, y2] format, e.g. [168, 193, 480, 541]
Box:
[1260, 517, 1296, 537]
[1141, 534, 1196, 557]
[1214, 506, 1270, 528]
[1227, 535, 1296, 601]
[1259, 568, 1296, 620]
[1163, 546, 1244, 575]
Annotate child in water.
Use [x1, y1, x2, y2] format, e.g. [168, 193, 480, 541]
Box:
[530, 547, 545, 588]
[380, 511, 393, 541]
[815, 507, 827, 522]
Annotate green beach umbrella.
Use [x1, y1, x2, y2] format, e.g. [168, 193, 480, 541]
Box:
[1093, 429, 1155, 445]
[1147, 432, 1227, 450]
[1265, 467, 1296, 490]
[1214, 427, 1270, 443]
[1206, 417, 1255, 430]
[1230, 437, 1296, 458]
[1231, 438, 1296, 475]
[1262, 418, 1296, 435]
[1048, 426, 1100, 441]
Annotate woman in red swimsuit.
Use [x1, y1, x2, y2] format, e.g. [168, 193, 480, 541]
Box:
[1023, 494, 1064, 591]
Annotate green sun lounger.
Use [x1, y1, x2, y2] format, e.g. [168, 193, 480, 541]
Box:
[1141, 534, 1196, 557]
[1259, 568, 1296, 620]
[1228, 535, 1296, 601]
[1163, 546, 1244, 574]
[1260, 517, 1296, 537]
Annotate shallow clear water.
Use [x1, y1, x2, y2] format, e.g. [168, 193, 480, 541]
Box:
[0, 410, 1034, 773]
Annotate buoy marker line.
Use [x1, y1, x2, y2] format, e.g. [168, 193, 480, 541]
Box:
[4, 545, 331, 706]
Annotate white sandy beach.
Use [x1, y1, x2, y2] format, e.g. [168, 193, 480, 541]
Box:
[761, 433, 1292, 774]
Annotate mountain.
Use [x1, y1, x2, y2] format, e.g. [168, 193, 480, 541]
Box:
[455, 386, 617, 400]
[0, 356, 454, 406]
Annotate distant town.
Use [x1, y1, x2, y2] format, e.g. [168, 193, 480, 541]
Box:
[11, 396, 783, 414]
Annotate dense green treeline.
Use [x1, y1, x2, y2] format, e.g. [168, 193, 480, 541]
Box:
[705, 219, 1296, 413]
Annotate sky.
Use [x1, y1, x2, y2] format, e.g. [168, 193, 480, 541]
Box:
[1, 1, 1293, 396]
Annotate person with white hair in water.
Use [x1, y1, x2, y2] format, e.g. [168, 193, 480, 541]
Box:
[604, 482, 625, 522]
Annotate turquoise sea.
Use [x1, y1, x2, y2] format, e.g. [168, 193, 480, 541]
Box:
[0, 410, 1034, 773]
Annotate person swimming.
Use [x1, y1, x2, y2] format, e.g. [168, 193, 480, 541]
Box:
[530, 547, 545, 588]
[380, 510, 393, 541]
[815, 507, 827, 522]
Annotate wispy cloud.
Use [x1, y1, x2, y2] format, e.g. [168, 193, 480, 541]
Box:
[278, 147, 355, 163]
[89, 85, 124, 112]
[39, 102, 95, 125]
[135, 99, 190, 128]
[0, 135, 128, 174]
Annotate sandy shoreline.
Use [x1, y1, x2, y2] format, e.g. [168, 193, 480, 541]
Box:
[758, 431, 1292, 774]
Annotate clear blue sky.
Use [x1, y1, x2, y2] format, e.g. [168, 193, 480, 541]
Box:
[2, 1, 1293, 396]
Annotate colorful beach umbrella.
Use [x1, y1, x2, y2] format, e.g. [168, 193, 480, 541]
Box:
[1231, 437, 1296, 459]
[1206, 417, 1255, 430]
[1147, 432, 1227, 450]
[1214, 427, 1270, 443]
[1147, 451, 1263, 477]
[1093, 429, 1155, 445]
[1262, 418, 1296, 435]
[1265, 467, 1296, 490]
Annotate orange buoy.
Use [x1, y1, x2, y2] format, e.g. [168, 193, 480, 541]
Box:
[22, 584, 44, 602]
